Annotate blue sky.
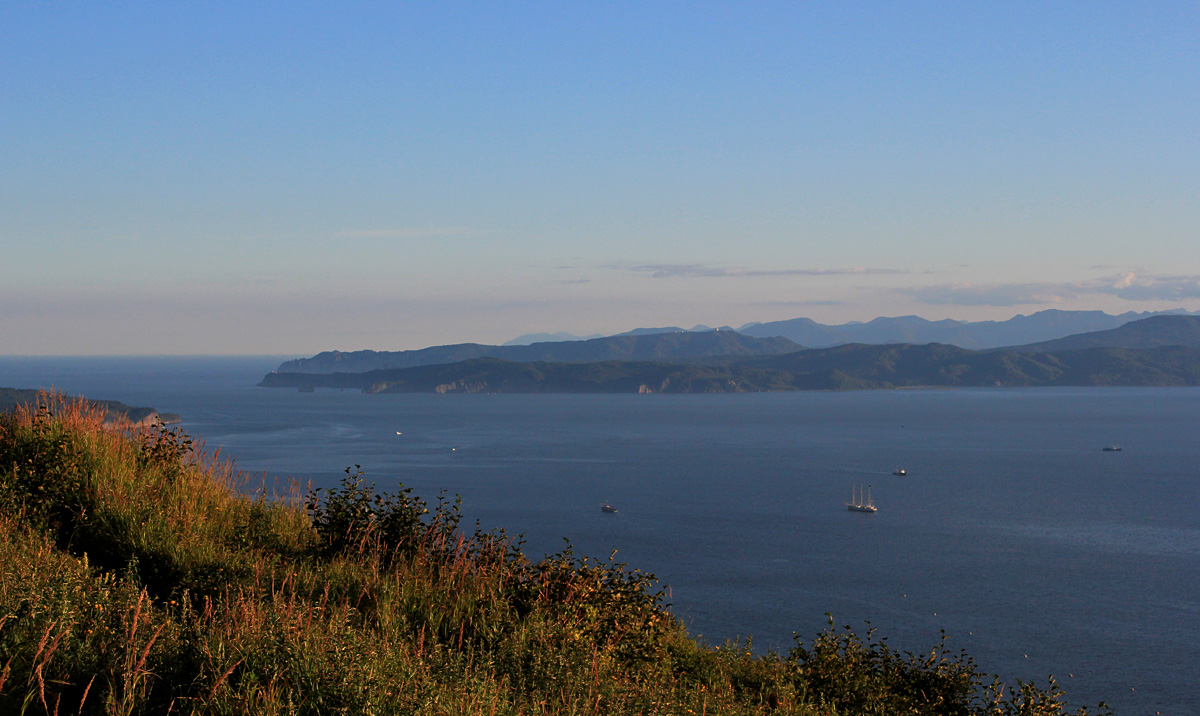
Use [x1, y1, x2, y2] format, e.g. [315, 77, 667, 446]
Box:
[2, 2, 1198, 355]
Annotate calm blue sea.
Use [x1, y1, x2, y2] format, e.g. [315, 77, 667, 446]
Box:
[3, 356, 1197, 716]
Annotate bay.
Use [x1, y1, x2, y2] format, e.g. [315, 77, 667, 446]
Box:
[2, 356, 1197, 715]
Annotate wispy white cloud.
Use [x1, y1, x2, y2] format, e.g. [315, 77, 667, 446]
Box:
[1091, 272, 1200, 300]
[903, 282, 1075, 306]
[903, 273, 1200, 307]
[612, 263, 909, 279]
[335, 227, 475, 239]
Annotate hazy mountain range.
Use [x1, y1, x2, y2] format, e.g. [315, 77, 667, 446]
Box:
[275, 309, 1199, 375]
[739, 309, 1200, 349]
[260, 315, 1200, 393]
[260, 342, 1200, 394]
[507, 309, 1197, 350]
[502, 325, 720, 345]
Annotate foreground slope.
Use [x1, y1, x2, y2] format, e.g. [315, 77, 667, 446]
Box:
[0, 395, 1103, 715]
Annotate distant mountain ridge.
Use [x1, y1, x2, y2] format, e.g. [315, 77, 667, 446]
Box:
[502, 325, 719, 345]
[500, 309, 1195, 352]
[260, 315, 1200, 393]
[738, 309, 1197, 349]
[274, 330, 799, 374]
[273, 310, 1200, 378]
[502, 331, 604, 346]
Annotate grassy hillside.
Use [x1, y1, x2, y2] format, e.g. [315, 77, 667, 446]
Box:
[0, 393, 1106, 715]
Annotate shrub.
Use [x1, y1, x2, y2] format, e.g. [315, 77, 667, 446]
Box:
[788, 616, 1109, 716]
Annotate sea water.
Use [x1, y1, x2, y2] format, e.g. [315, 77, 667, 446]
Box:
[2, 356, 1197, 716]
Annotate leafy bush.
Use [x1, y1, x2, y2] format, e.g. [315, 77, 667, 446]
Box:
[304, 465, 432, 557]
[0, 399, 99, 538]
[789, 617, 1109, 716]
[134, 421, 193, 473]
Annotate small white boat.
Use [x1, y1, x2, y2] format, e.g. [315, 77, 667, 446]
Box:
[892, 468, 907, 476]
[1102, 445, 1122, 452]
[601, 503, 618, 513]
[846, 485, 878, 513]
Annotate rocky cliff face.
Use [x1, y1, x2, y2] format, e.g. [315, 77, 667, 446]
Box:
[103, 409, 180, 428]
[433, 381, 489, 394]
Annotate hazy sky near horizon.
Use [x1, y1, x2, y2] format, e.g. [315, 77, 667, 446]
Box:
[3, 2, 1198, 355]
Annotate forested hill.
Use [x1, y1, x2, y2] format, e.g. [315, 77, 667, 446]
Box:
[1005, 315, 1200, 353]
[744, 343, 1200, 388]
[273, 330, 800, 374]
[259, 344, 1200, 393]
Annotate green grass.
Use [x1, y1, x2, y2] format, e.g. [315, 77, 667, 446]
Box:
[0, 392, 1107, 715]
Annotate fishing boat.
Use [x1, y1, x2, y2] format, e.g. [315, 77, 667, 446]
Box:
[846, 485, 878, 513]
[601, 503, 618, 513]
[892, 468, 907, 476]
[1102, 445, 1122, 452]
